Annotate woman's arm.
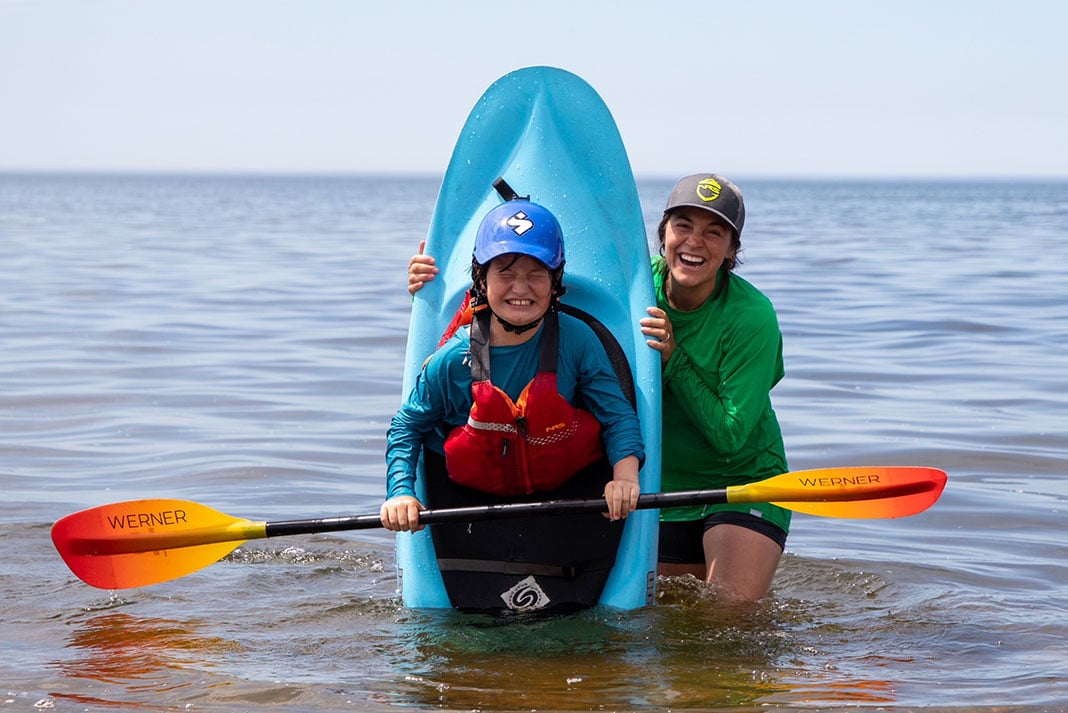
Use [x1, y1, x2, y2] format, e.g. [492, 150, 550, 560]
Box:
[662, 307, 783, 455]
[408, 239, 438, 295]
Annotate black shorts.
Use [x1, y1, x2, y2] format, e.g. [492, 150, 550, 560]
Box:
[657, 511, 788, 565]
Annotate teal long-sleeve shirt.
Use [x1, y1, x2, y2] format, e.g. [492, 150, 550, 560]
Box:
[386, 311, 645, 500]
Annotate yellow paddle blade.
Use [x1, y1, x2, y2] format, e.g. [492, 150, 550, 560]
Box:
[51, 499, 267, 589]
[727, 466, 947, 518]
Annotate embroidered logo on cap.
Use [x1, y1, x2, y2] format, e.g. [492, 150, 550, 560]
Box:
[696, 178, 722, 202]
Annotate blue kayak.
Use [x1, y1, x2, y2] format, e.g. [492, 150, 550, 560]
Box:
[397, 66, 661, 612]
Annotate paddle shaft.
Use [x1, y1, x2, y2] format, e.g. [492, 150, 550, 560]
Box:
[266, 489, 735, 537]
[264, 478, 933, 538]
[76, 490, 741, 553]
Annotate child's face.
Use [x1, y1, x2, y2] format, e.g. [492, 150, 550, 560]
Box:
[484, 254, 553, 326]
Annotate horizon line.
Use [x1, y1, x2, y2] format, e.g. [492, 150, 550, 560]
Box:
[3, 169, 1067, 183]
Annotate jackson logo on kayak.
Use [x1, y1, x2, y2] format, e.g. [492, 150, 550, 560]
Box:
[501, 576, 551, 612]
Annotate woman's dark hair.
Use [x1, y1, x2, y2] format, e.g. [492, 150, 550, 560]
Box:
[656, 211, 742, 272]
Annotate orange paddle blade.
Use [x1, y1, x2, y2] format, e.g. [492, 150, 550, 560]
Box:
[728, 466, 947, 518]
[51, 499, 267, 589]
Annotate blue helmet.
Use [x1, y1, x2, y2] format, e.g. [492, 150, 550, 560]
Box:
[473, 200, 565, 270]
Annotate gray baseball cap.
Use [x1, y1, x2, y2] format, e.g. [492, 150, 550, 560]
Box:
[664, 173, 745, 238]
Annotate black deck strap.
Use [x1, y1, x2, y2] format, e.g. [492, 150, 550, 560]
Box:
[437, 556, 616, 578]
[536, 309, 559, 374]
[493, 177, 528, 202]
[469, 309, 492, 382]
[558, 303, 636, 409]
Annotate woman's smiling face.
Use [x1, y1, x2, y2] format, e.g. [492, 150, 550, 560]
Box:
[663, 206, 736, 296]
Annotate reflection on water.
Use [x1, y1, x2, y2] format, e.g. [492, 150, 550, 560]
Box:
[382, 580, 804, 710]
[58, 611, 242, 682]
[50, 611, 244, 710]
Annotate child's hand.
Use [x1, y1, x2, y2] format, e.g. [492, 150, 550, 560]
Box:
[380, 495, 425, 532]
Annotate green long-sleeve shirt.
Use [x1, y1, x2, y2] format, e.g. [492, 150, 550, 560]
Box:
[653, 258, 790, 531]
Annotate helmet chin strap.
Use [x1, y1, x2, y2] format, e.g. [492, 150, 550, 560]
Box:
[493, 311, 544, 335]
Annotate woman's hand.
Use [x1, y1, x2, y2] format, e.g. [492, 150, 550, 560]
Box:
[641, 306, 676, 366]
[380, 495, 426, 532]
[604, 455, 641, 520]
[408, 240, 439, 295]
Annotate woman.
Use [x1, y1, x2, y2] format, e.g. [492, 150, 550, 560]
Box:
[405, 175, 788, 603]
[382, 199, 644, 532]
[638, 174, 789, 603]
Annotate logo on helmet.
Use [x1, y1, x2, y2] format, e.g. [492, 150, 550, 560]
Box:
[506, 211, 535, 236]
[695, 178, 722, 203]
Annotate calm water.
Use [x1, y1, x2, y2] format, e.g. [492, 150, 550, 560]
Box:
[1, 174, 1066, 712]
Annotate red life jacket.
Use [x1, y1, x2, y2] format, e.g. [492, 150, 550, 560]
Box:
[443, 310, 605, 497]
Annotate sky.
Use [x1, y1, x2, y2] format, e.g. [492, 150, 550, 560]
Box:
[2, 0, 1066, 179]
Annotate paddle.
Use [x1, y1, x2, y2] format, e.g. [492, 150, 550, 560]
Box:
[52, 465, 946, 590]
